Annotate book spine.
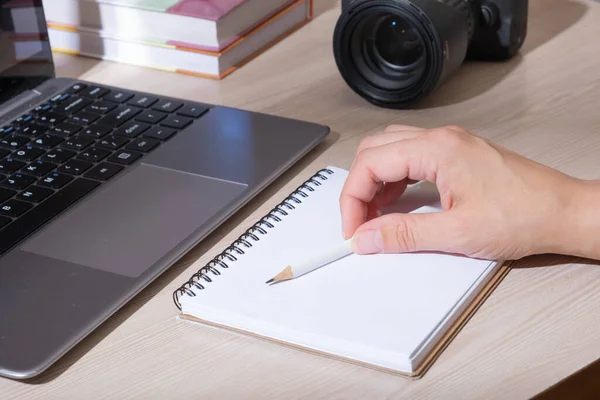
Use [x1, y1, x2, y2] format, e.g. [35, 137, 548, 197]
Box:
[172, 167, 334, 309]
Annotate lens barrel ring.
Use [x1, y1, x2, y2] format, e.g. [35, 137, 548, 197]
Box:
[333, 0, 445, 108]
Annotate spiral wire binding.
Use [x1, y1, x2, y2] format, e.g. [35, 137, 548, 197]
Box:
[172, 168, 335, 309]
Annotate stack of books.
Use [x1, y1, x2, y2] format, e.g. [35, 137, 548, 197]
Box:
[42, 0, 313, 78]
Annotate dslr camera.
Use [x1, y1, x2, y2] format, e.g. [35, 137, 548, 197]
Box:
[333, 0, 528, 108]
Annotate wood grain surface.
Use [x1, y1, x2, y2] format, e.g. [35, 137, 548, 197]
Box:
[4, 0, 600, 398]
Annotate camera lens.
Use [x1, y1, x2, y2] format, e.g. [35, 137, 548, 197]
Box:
[374, 15, 423, 68]
[333, 0, 476, 108]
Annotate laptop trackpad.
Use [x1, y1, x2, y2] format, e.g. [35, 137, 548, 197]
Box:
[20, 164, 247, 277]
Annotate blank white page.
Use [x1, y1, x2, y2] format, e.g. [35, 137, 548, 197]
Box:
[179, 166, 498, 374]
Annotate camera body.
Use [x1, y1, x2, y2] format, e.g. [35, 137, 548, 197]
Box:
[334, 0, 528, 108]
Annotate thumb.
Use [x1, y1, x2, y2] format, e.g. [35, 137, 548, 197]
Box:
[350, 210, 455, 254]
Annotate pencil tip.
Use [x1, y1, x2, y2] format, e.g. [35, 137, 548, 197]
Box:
[265, 278, 274, 284]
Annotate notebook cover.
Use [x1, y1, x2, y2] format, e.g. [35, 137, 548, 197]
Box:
[47, 0, 312, 79]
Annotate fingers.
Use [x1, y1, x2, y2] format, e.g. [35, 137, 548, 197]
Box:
[350, 211, 458, 254]
[340, 136, 438, 238]
[357, 126, 426, 153]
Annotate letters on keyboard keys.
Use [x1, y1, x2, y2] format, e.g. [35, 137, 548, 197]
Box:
[54, 96, 93, 115]
[0, 134, 29, 150]
[84, 101, 117, 114]
[38, 172, 73, 189]
[77, 148, 110, 163]
[96, 136, 128, 151]
[128, 95, 158, 108]
[17, 186, 53, 203]
[114, 121, 149, 138]
[62, 136, 94, 151]
[0, 199, 33, 218]
[84, 162, 124, 181]
[13, 146, 45, 162]
[22, 160, 57, 177]
[160, 115, 192, 129]
[100, 105, 142, 127]
[57, 159, 93, 175]
[176, 105, 209, 118]
[81, 124, 112, 139]
[126, 137, 159, 152]
[0, 173, 36, 190]
[52, 122, 82, 137]
[32, 134, 63, 149]
[42, 148, 75, 164]
[19, 123, 47, 137]
[143, 126, 176, 141]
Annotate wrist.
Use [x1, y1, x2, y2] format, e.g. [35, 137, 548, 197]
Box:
[548, 177, 600, 260]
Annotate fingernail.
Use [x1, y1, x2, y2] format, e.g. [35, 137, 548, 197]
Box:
[351, 229, 383, 254]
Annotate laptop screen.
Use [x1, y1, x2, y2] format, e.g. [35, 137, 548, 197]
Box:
[0, 0, 54, 109]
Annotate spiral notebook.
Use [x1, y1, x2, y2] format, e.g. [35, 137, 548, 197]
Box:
[172, 166, 510, 378]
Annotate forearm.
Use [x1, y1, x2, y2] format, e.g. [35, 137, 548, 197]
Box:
[551, 178, 600, 260]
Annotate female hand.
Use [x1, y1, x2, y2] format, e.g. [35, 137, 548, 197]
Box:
[340, 125, 599, 261]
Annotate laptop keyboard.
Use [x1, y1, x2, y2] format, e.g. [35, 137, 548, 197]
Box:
[0, 82, 209, 256]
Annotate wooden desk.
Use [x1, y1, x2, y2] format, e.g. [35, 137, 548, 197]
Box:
[4, 0, 600, 398]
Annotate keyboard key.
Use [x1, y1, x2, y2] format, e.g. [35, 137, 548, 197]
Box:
[49, 94, 63, 103]
[33, 103, 52, 113]
[19, 123, 47, 137]
[84, 101, 118, 114]
[0, 148, 10, 159]
[52, 122, 82, 137]
[42, 148, 75, 164]
[54, 96, 93, 115]
[37, 111, 66, 125]
[77, 148, 110, 163]
[80, 86, 109, 98]
[38, 172, 73, 189]
[126, 137, 159, 153]
[152, 100, 182, 113]
[0, 178, 100, 255]
[114, 121, 149, 138]
[0, 173, 36, 190]
[17, 186, 53, 203]
[12, 145, 44, 161]
[0, 199, 32, 218]
[85, 162, 124, 181]
[104, 91, 134, 103]
[143, 126, 176, 141]
[136, 110, 167, 124]
[0, 134, 29, 150]
[1, 125, 15, 134]
[96, 136, 128, 151]
[177, 105, 209, 118]
[100, 105, 142, 127]
[0, 187, 15, 202]
[22, 160, 57, 177]
[69, 111, 99, 125]
[81, 124, 112, 139]
[0, 158, 26, 174]
[14, 114, 33, 125]
[32, 134, 63, 149]
[67, 83, 87, 93]
[57, 159, 93, 175]
[0, 216, 10, 229]
[128, 95, 158, 108]
[62, 136, 94, 151]
[107, 150, 142, 165]
[160, 115, 192, 129]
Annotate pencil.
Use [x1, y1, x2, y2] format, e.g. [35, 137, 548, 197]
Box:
[266, 239, 353, 284]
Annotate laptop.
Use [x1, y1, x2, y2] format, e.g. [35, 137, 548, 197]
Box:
[0, 1, 329, 380]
